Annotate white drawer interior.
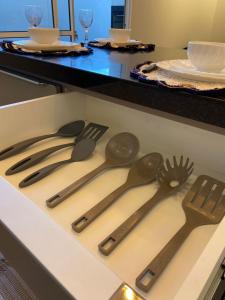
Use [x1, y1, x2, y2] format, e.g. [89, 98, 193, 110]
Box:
[0, 91, 224, 300]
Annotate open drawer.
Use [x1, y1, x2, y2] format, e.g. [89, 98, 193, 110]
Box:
[0, 91, 224, 300]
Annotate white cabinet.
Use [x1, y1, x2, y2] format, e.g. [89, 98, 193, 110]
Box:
[0, 90, 224, 300]
[0, 68, 59, 106]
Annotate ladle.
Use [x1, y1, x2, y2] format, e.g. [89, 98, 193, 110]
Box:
[46, 132, 139, 208]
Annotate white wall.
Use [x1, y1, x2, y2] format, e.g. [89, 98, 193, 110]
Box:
[211, 0, 225, 42]
[130, 0, 218, 48]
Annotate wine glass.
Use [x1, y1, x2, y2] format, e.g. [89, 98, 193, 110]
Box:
[79, 9, 93, 44]
[25, 5, 43, 28]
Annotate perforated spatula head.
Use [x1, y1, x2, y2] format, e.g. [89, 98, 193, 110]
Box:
[76, 122, 109, 143]
[183, 175, 225, 225]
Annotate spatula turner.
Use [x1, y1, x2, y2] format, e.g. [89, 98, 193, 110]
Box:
[18, 123, 108, 187]
[0, 120, 85, 160]
[6, 123, 108, 175]
[136, 175, 225, 293]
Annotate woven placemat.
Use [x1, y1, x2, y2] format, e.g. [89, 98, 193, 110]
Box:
[0, 255, 37, 300]
[131, 61, 225, 94]
[0, 40, 93, 57]
[88, 40, 155, 52]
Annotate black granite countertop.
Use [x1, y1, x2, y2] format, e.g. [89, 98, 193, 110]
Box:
[0, 46, 225, 128]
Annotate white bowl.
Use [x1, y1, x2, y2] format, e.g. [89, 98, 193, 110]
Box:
[109, 29, 131, 43]
[28, 28, 59, 44]
[187, 41, 225, 73]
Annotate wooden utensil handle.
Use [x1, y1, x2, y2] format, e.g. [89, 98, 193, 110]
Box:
[72, 183, 128, 232]
[46, 162, 108, 208]
[0, 133, 56, 160]
[136, 222, 193, 292]
[98, 190, 164, 255]
[6, 142, 74, 175]
[19, 160, 68, 188]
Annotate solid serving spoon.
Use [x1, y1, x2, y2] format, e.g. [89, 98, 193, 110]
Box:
[6, 123, 108, 175]
[19, 138, 96, 188]
[98, 156, 193, 255]
[72, 152, 163, 233]
[46, 132, 140, 208]
[0, 120, 85, 160]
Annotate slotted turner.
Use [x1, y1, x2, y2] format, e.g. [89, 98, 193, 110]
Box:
[18, 123, 108, 187]
[98, 156, 193, 255]
[6, 123, 108, 175]
[0, 120, 85, 160]
[136, 175, 225, 293]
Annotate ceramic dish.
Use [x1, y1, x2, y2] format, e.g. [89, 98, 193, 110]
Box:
[156, 59, 225, 83]
[13, 40, 81, 51]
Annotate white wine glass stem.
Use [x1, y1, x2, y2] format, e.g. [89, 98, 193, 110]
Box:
[84, 28, 89, 44]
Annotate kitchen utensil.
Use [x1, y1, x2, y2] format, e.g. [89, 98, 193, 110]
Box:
[46, 132, 139, 208]
[0, 120, 85, 160]
[72, 153, 163, 233]
[98, 156, 193, 255]
[6, 123, 108, 175]
[19, 138, 96, 188]
[156, 60, 225, 83]
[136, 175, 225, 292]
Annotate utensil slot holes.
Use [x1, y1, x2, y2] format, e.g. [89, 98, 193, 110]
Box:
[11, 158, 31, 170]
[139, 270, 155, 287]
[101, 238, 116, 251]
[169, 180, 180, 188]
[24, 172, 40, 182]
[48, 195, 60, 203]
[72, 217, 88, 231]
[0, 147, 13, 155]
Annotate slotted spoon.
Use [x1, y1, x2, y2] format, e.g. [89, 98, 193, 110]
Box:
[72, 153, 163, 233]
[136, 175, 225, 292]
[98, 156, 193, 255]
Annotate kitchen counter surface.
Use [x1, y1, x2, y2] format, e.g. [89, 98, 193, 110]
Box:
[0, 46, 225, 128]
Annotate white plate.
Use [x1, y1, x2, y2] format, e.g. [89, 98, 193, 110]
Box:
[95, 38, 141, 46]
[13, 40, 81, 51]
[156, 59, 225, 83]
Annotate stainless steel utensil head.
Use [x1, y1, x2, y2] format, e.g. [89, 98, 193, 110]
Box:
[183, 175, 225, 224]
[127, 153, 163, 186]
[76, 122, 109, 143]
[157, 156, 194, 190]
[105, 132, 139, 166]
